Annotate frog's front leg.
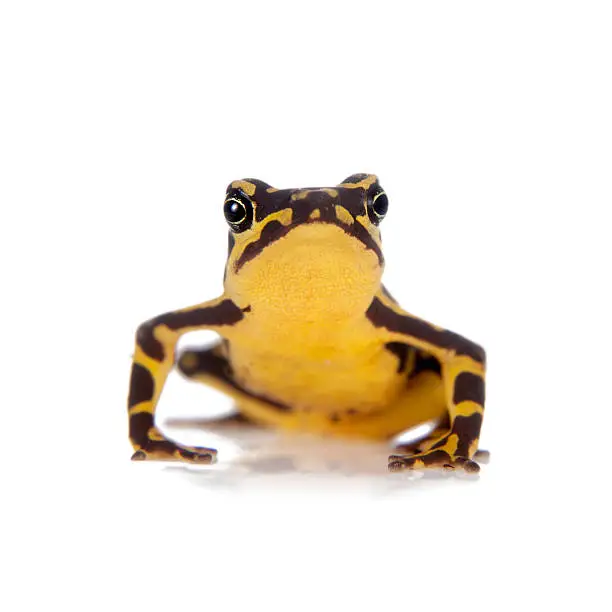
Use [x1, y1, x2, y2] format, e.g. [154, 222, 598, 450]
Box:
[367, 293, 486, 473]
[128, 296, 245, 463]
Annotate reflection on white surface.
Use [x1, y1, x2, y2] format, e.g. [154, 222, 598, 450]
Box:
[160, 415, 482, 496]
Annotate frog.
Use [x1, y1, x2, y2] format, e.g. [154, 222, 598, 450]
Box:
[127, 174, 487, 473]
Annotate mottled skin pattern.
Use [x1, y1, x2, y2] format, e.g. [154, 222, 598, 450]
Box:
[127, 174, 487, 472]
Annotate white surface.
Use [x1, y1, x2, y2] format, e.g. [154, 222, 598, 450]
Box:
[1, 2, 610, 611]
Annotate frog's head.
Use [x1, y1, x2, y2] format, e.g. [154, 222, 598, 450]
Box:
[223, 174, 388, 320]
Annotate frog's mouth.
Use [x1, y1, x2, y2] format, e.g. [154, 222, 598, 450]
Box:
[233, 216, 383, 273]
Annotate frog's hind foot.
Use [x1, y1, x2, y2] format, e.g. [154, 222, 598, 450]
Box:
[131, 443, 217, 464]
[388, 450, 480, 473]
[389, 426, 488, 474]
[130, 412, 217, 464]
[388, 445, 490, 474]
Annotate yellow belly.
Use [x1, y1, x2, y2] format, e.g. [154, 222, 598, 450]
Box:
[227, 317, 405, 415]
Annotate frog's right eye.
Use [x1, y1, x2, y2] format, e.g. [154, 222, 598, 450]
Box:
[223, 193, 254, 232]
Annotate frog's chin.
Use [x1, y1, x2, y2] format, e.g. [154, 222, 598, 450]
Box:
[225, 222, 383, 321]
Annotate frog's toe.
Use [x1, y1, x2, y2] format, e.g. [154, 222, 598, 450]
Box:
[388, 450, 480, 473]
[131, 443, 217, 464]
[176, 446, 217, 464]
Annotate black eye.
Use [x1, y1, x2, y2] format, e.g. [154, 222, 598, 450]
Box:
[367, 191, 388, 224]
[223, 194, 253, 232]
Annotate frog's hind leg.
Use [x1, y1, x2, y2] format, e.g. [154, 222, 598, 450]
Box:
[172, 342, 255, 428]
[176, 344, 294, 429]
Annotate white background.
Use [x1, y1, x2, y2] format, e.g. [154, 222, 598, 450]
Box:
[1, 1, 610, 610]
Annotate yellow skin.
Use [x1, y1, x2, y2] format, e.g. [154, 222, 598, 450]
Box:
[127, 174, 487, 473]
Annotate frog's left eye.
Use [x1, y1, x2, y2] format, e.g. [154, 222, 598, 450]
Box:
[367, 190, 389, 224]
[224, 194, 254, 232]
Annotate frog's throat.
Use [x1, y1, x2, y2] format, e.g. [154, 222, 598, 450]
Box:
[233, 218, 383, 273]
[224, 223, 383, 323]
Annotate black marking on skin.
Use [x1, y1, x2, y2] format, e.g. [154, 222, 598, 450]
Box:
[128, 364, 155, 408]
[296, 190, 338, 224]
[236, 220, 291, 270]
[413, 351, 442, 376]
[129, 412, 175, 455]
[419, 449, 453, 465]
[385, 342, 410, 373]
[340, 173, 370, 185]
[453, 372, 485, 406]
[137, 300, 244, 362]
[392, 449, 453, 468]
[129, 411, 155, 447]
[366, 298, 486, 364]
[348, 220, 384, 265]
[231, 175, 375, 224]
[129, 411, 213, 459]
[136, 321, 164, 362]
[178, 347, 291, 412]
[164, 300, 244, 330]
[452, 413, 483, 457]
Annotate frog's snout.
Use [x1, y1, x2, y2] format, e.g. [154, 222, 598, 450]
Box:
[290, 188, 341, 225]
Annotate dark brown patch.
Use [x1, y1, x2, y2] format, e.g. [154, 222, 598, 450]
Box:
[393, 449, 454, 468]
[366, 297, 486, 364]
[385, 342, 410, 373]
[128, 364, 155, 408]
[453, 372, 485, 405]
[136, 300, 244, 362]
[129, 411, 155, 447]
[420, 449, 453, 465]
[136, 321, 164, 361]
[430, 435, 449, 450]
[164, 299, 244, 330]
[235, 220, 292, 271]
[412, 351, 442, 376]
[177, 346, 291, 412]
[347, 219, 384, 265]
[129, 411, 180, 455]
[340, 173, 370, 185]
[292, 190, 338, 224]
[228, 177, 375, 225]
[452, 413, 483, 457]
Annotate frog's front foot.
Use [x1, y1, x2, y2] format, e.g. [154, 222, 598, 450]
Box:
[131, 441, 217, 464]
[388, 449, 480, 474]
